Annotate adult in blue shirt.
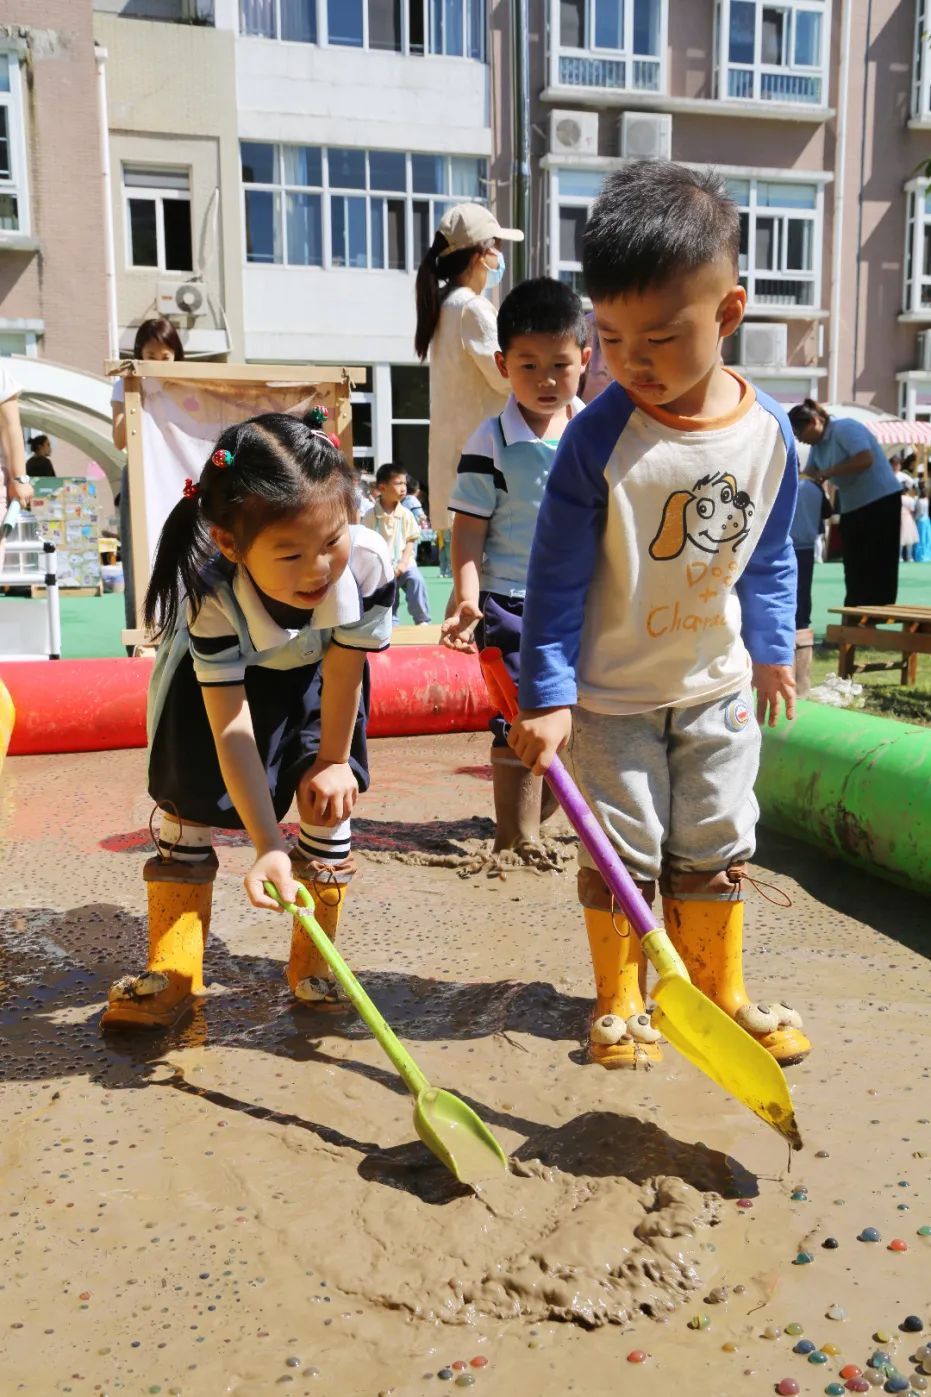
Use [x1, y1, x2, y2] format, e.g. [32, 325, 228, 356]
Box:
[788, 399, 900, 606]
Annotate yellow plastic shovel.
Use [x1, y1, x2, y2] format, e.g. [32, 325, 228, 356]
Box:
[267, 883, 509, 1185]
[479, 649, 802, 1152]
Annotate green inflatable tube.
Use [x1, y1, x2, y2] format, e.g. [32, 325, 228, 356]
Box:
[757, 700, 931, 896]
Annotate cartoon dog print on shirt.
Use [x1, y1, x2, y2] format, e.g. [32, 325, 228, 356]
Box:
[649, 471, 755, 560]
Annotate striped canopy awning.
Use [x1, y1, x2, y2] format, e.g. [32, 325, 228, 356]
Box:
[865, 418, 931, 445]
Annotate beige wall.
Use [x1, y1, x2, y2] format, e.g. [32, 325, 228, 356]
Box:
[0, 2, 109, 373]
[92, 12, 243, 355]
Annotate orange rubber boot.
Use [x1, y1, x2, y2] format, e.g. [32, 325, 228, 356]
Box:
[662, 896, 811, 1066]
[102, 853, 216, 1030]
[286, 855, 352, 1009]
[584, 907, 663, 1069]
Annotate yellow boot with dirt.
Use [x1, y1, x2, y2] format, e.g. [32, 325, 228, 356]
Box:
[286, 852, 354, 1008]
[581, 870, 663, 1069]
[662, 881, 811, 1066]
[101, 852, 217, 1030]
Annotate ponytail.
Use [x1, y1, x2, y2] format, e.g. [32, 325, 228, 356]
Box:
[143, 492, 214, 640]
[414, 233, 492, 360]
[788, 397, 830, 435]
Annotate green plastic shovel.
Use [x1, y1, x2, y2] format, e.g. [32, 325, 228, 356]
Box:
[266, 882, 509, 1186]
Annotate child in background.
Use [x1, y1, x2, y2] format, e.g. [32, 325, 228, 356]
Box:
[791, 465, 832, 629]
[442, 278, 589, 856]
[103, 414, 394, 1029]
[364, 463, 432, 625]
[402, 476, 426, 526]
[508, 162, 811, 1069]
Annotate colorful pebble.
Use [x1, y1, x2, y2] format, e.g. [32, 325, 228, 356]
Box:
[888, 1239, 908, 1251]
[792, 1190, 809, 1201]
[874, 1332, 893, 1343]
[827, 1305, 848, 1321]
[627, 1350, 647, 1363]
[722, 1342, 738, 1353]
[794, 1251, 814, 1264]
[869, 1352, 892, 1369]
[794, 1340, 817, 1354]
[845, 1382, 870, 1394]
[777, 1382, 801, 1396]
[438, 1370, 454, 1382]
[841, 1368, 864, 1381]
[823, 1237, 840, 1249]
[918, 1226, 931, 1236]
[688, 1314, 710, 1330]
[821, 1344, 841, 1356]
[901, 1315, 924, 1332]
[786, 1324, 805, 1336]
[809, 1351, 829, 1365]
[470, 1358, 488, 1368]
[455, 1377, 475, 1389]
[737, 1198, 754, 1209]
[451, 1362, 468, 1372]
[826, 1386, 846, 1396]
[883, 1380, 909, 1394]
[763, 1324, 782, 1339]
[859, 1228, 882, 1242]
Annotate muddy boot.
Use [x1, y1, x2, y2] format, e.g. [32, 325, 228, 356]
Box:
[491, 748, 545, 854]
[580, 869, 663, 1069]
[102, 853, 217, 1030]
[662, 890, 811, 1066]
[286, 852, 354, 1009]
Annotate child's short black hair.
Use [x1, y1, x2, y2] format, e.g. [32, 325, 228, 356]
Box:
[375, 462, 407, 486]
[497, 277, 588, 355]
[582, 161, 740, 302]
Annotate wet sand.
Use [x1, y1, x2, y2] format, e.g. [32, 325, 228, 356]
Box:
[1, 732, 929, 1396]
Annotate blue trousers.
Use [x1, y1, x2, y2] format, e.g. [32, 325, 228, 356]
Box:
[393, 565, 431, 624]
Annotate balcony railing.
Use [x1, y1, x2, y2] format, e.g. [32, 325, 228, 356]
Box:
[747, 277, 815, 306]
[727, 67, 822, 104]
[558, 53, 661, 92]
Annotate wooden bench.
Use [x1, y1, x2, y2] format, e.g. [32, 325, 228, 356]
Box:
[825, 605, 931, 686]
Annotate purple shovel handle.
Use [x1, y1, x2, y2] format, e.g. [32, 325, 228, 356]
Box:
[543, 755, 657, 942]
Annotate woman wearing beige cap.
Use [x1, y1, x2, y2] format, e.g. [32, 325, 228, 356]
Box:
[415, 203, 523, 580]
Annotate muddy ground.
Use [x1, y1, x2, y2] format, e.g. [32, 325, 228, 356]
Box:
[1, 731, 929, 1397]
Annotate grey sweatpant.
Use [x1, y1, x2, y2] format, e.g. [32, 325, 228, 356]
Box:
[564, 686, 761, 886]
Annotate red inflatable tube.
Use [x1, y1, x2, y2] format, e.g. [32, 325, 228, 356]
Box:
[0, 648, 497, 757]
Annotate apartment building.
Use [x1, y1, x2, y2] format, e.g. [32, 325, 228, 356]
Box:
[531, 0, 931, 419]
[0, 2, 108, 371]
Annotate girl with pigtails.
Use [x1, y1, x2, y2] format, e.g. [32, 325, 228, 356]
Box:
[102, 411, 395, 1030]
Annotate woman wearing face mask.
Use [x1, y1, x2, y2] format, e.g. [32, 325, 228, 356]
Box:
[415, 204, 523, 582]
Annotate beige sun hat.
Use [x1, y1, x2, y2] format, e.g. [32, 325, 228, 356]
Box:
[436, 203, 524, 256]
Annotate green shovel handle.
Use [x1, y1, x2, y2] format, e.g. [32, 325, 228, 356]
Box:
[265, 882, 430, 1100]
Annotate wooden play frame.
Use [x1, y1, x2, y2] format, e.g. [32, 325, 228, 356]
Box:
[106, 360, 359, 646]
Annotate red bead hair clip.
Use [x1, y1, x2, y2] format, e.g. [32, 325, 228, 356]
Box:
[183, 478, 199, 500]
[211, 448, 233, 468]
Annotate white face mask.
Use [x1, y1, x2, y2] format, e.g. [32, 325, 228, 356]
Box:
[484, 250, 505, 289]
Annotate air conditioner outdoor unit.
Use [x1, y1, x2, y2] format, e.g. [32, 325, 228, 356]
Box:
[918, 330, 931, 372]
[549, 109, 599, 158]
[737, 322, 788, 369]
[618, 111, 672, 161]
[157, 279, 207, 319]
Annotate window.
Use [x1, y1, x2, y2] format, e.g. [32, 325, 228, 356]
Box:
[726, 177, 820, 308]
[350, 370, 375, 470]
[914, 0, 931, 119]
[551, 169, 605, 292]
[390, 364, 430, 483]
[241, 142, 486, 270]
[0, 51, 29, 235]
[904, 184, 931, 312]
[123, 167, 193, 272]
[554, 0, 664, 92]
[238, 0, 484, 56]
[717, 0, 828, 104]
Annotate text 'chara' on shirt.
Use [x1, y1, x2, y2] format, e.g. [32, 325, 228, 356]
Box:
[519, 374, 799, 717]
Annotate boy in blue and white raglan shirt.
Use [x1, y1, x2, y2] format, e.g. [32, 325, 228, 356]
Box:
[509, 162, 811, 1071]
[442, 278, 589, 859]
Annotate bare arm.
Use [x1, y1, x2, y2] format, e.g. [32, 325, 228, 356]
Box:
[0, 396, 31, 505]
[819, 449, 872, 481]
[112, 401, 127, 451]
[202, 683, 297, 909]
[297, 642, 367, 825]
[440, 513, 489, 650]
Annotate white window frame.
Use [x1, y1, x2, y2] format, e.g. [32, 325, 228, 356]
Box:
[716, 0, 830, 107]
[238, 0, 485, 58]
[241, 143, 487, 272]
[549, 0, 667, 94]
[728, 176, 822, 310]
[549, 168, 606, 295]
[914, 0, 931, 120]
[904, 182, 931, 314]
[122, 166, 194, 274]
[0, 47, 31, 238]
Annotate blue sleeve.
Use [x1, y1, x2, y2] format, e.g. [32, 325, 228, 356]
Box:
[831, 418, 874, 457]
[518, 419, 611, 708]
[735, 417, 798, 665]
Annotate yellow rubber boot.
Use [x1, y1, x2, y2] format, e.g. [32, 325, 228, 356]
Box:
[584, 908, 663, 1069]
[662, 896, 811, 1066]
[287, 856, 351, 1009]
[102, 853, 216, 1030]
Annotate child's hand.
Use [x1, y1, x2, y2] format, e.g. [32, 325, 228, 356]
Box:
[245, 847, 299, 911]
[298, 758, 359, 825]
[508, 706, 572, 775]
[440, 601, 482, 652]
[752, 663, 796, 727]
